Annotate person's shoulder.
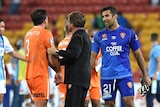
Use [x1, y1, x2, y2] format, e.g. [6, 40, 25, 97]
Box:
[96, 27, 106, 34]
[1, 35, 9, 41]
[119, 26, 135, 33]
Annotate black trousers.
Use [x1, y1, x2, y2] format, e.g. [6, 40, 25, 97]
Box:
[146, 79, 160, 107]
[65, 84, 88, 107]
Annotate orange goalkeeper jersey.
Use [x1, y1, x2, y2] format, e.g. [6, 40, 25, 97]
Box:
[24, 26, 53, 79]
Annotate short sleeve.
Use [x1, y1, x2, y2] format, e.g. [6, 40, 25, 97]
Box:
[43, 30, 54, 48]
[3, 36, 14, 53]
[129, 29, 141, 51]
[92, 32, 100, 54]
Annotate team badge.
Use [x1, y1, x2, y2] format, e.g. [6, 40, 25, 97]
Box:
[102, 34, 107, 40]
[120, 32, 126, 39]
[127, 82, 132, 88]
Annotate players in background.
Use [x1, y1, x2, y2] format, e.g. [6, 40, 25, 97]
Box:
[14, 39, 32, 107]
[57, 23, 72, 107]
[50, 20, 58, 47]
[47, 66, 56, 107]
[85, 28, 101, 107]
[146, 33, 160, 107]
[0, 18, 25, 107]
[90, 6, 151, 107]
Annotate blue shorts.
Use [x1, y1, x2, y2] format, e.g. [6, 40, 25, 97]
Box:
[101, 76, 134, 100]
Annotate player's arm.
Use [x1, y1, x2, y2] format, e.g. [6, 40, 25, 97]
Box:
[48, 54, 62, 85]
[48, 54, 61, 73]
[152, 57, 160, 79]
[133, 48, 151, 86]
[90, 52, 98, 70]
[8, 51, 26, 61]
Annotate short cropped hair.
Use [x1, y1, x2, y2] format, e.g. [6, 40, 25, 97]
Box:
[31, 8, 47, 26]
[68, 11, 86, 27]
[151, 33, 158, 42]
[0, 18, 3, 22]
[101, 6, 118, 16]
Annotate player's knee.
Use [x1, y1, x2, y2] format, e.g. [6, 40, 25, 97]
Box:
[123, 96, 135, 107]
[0, 96, 3, 104]
[0, 99, 3, 104]
[105, 100, 115, 107]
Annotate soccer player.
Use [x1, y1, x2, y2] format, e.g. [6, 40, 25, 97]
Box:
[24, 9, 62, 107]
[57, 24, 72, 107]
[0, 18, 25, 107]
[90, 6, 151, 107]
[146, 33, 160, 107]
[85, 29, 101, 107]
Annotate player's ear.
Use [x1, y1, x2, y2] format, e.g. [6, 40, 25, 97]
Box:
[114, 14, 118, 19]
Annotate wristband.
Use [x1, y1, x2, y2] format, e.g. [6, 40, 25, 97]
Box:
[156, 72, 160, 75]
[56, 50, 59, 55]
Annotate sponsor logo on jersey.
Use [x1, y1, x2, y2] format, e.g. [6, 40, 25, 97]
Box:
[112, 36, 116, 39]
[33, 93, 45, 97]
[135, 34, 138, 40]
[102, 34, 107, 40]
[120, 32, 126, 39]
[102, 91, 112, 99]
[111, 42, 117, 46]
[106, 46, 123, 56]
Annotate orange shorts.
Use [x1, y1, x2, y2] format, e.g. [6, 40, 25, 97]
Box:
[58, 83, 67, 99]
[26, 76, 49, 102]
[86, 87, 101, 100]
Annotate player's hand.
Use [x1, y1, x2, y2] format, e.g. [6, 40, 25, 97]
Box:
[142, 76, 151, 86]
[54, 72, 62, 85]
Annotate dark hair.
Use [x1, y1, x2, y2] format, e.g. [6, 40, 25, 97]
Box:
[31, 8, 47, 26]
[101, 6, 118, 16]
[68, 11, 86, 27]
[151, 33, 158, 42]
[51, 20, 57, 25]
[0, 18, 3, 22]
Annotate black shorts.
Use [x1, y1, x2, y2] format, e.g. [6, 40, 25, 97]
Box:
[65, 84, 88, 107]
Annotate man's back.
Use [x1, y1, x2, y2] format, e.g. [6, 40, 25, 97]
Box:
[24, 26, 52, 79]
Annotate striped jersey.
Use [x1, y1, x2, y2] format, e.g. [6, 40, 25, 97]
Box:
[0, 35, 14, 80]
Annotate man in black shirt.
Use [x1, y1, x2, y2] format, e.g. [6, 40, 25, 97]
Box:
[47, 11, 91, 107]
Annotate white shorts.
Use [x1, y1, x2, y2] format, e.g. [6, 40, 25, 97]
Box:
[19, 80, 30, 95]
[0, 80, 6, 94]
[50, 78, 55, 95]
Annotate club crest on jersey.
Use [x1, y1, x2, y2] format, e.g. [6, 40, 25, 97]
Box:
[102, 34, 107, 40]
[120, 32, 126, 39]
[127, 82, 132, 88]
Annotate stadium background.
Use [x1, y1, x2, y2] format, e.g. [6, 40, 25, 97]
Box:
[1, 0, 160, 107]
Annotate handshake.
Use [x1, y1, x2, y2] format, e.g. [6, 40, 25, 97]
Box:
[137, 79, 150, 97]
